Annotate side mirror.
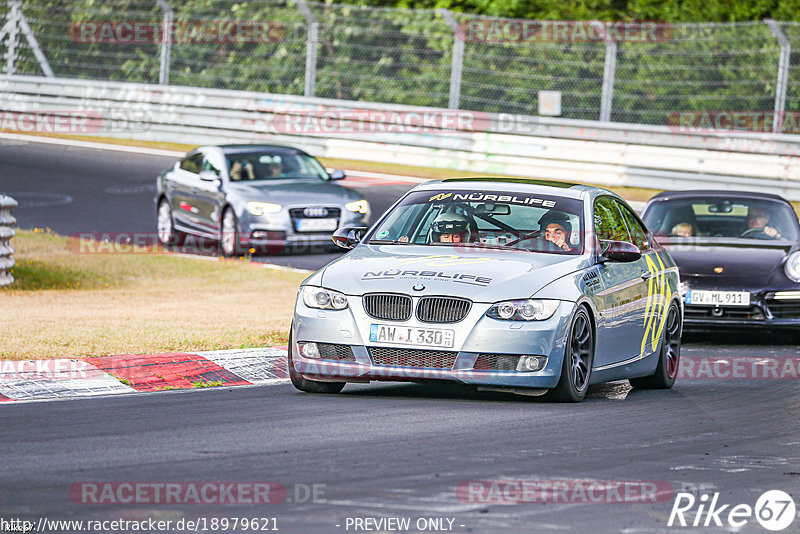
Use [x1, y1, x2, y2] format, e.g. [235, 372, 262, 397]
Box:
[198, 170, 222, 187]
[329, 170, 346, 181]
[332, 226, 367, 250]
[599, 240, 641, 263]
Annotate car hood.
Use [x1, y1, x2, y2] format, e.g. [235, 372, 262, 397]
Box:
[226, 179, 359, 205]
[319, 244, 586, 302]
[659, 238, 796, 288]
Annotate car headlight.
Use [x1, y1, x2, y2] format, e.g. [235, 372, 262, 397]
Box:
[487, 299, 559, 321]
[247, 202, 282, 216]
[786, 251, 800, 282]
[301, 285, 349, 310]
[344, 200, 370, 215]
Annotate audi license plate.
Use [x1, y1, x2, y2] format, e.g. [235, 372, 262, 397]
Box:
[296, 218, 338, 232]
[686, 290, 750, 307]
[369, 324, 454, 348]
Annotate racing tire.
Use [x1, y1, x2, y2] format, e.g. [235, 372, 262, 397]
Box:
[219, 207, 244, 257]
[629, 301, 682, 389]
[287, 328, 346, 394]
[547, 306, 594, 402]
[156, 198, 184, 248]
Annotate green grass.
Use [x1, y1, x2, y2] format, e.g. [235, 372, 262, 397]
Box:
[1, 230, 305, 359]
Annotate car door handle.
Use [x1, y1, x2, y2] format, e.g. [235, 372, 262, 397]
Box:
[641, 270, 654, 280]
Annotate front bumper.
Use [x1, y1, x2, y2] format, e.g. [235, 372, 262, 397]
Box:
[291, 296, 575, 390]
[240, 206, 367, 249]
[683, 290, 800, 330]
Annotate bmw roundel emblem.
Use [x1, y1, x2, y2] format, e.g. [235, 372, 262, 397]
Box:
[412, 284, 425, 291]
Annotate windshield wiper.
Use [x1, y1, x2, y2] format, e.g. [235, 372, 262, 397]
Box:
[368, 239, 410, 245]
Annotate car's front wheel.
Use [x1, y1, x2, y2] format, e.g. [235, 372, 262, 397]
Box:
[630, 301, 681, 389]
[287, 328, 346, 394]
[547, 306, 594, 402]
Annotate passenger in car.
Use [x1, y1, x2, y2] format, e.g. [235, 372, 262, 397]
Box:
[670, 222, 693, 237]
[539, 212, 575, 252]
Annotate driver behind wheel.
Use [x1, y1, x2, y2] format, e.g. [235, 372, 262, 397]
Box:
[430, 211, 472, 243]
[744, 206, 781, 238]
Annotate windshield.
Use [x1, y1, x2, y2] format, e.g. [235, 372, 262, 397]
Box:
[225, 151, 329, 181]
[369, 189, 584, 254]
[642, 197, 799, 241]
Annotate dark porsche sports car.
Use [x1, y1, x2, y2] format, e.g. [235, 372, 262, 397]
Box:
[155, 144, 370, 255]
[641, 190, 800, 333]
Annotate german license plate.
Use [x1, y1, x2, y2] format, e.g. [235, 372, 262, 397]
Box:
[296, 218, 338, 232]
[369, 324, 454, 348]
[686, 290, 750, 307]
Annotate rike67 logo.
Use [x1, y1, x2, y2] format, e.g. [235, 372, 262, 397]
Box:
[668, 490, 796, 531]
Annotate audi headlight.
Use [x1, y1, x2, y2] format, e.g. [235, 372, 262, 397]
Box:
[786, 251, 800, 283]
[301, 286, 349, 310]
[345, 199, 370, 215]
[247, 202, 282, 216]
[487, 299, 559, 321]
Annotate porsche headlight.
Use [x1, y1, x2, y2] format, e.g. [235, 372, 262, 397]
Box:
[301, 286, 349, 310]
[247, 202, 282, 216]
[786, 251, 800, 282]
[487, 299, 559, 321]
[345, 200, 370, 215]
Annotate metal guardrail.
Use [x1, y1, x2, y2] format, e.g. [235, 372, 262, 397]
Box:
[0, 194, 17, 287]
[2, 75, 800, 200]
[3, 1, 800, 130]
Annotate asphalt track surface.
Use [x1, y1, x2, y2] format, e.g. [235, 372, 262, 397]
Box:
[2, 137, 800, 533]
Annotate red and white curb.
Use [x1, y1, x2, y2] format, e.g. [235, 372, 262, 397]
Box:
[0, 347, 288, 403]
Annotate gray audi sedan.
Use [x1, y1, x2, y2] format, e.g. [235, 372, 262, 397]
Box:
[155, 144, 370, 255]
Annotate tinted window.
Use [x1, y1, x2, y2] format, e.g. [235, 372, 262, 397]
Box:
[594, 197, 631, 242]
[179, 153, 203, 174]
[642, 197, 799, 241]
[225, 150, 328, 181]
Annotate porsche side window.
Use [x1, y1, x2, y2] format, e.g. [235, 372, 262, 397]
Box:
[179, 153, 203, 174]
[594, 197, 631, 243]
[617, 202, 650, 251]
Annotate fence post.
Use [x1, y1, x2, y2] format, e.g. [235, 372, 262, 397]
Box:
[155, 0, 173, 85]
[0, 194, 18, 287]
[765, 19, 790, 134]
[437, 9, 463, 110]
[295, 0, 318, 98]
[3, 0, 20, 75]
[600, 39, 617, 122]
